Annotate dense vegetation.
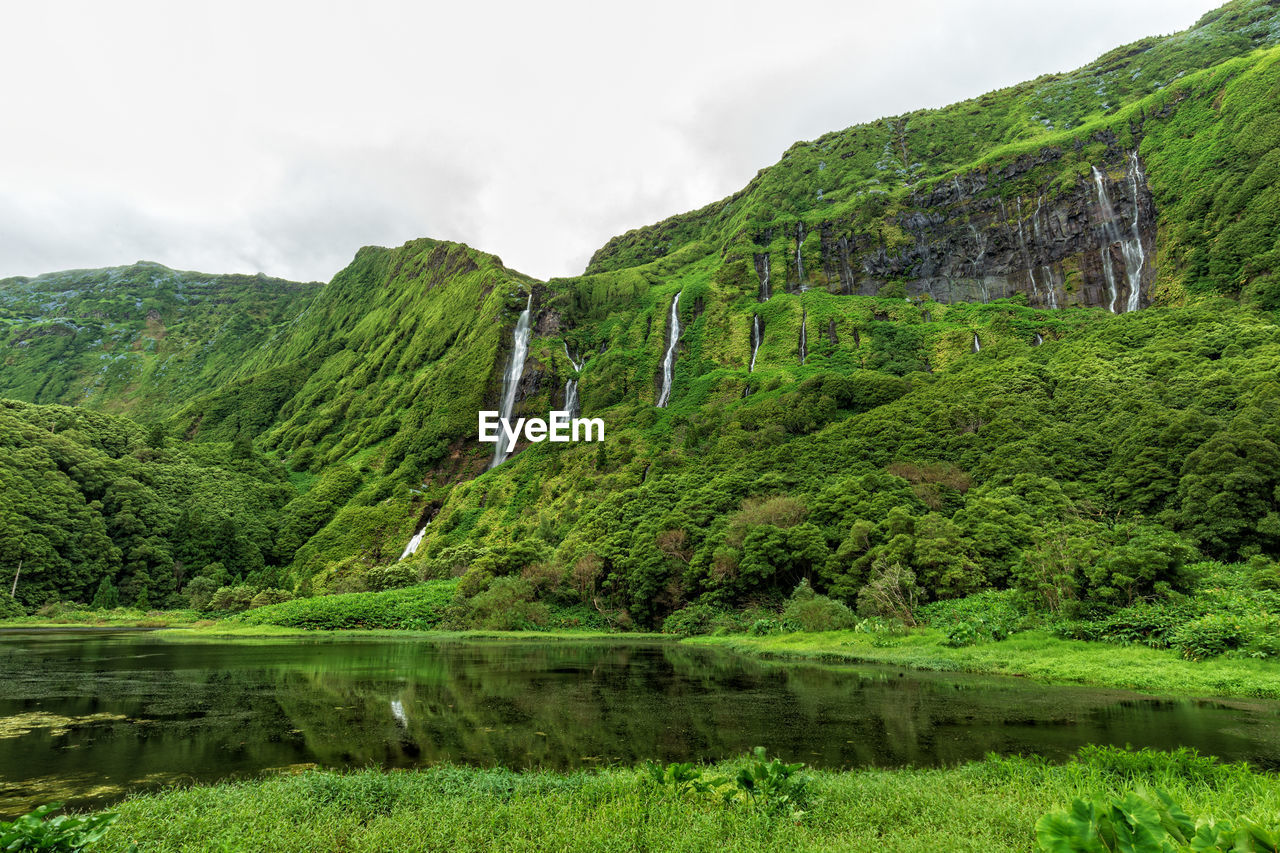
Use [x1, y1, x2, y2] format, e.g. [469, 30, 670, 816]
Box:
[0, 262, 316, 418]
[69, 747, 1280, 852]
[1, 1, 1278, 662]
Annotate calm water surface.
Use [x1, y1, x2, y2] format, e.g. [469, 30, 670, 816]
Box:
[2, 630, 1279, 816]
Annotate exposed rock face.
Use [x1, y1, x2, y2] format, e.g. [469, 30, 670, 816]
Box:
[754, 141, 1157, 311]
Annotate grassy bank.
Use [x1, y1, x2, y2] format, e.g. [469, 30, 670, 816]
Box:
[686, 629, 1280, 698]
[90, 748, 1280, 852]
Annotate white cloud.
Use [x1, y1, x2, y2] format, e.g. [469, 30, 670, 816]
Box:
[0, 0, 1218, 283]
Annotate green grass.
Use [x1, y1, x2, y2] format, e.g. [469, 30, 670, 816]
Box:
[94, 748, 1280, 852]
[0, 607, 200, 629]
[687, 630, 1280, 698]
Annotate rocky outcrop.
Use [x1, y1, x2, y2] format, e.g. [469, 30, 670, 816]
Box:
[754, 142, 1157, 312]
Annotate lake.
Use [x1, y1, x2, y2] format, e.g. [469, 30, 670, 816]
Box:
[2, 630, 1279, 817]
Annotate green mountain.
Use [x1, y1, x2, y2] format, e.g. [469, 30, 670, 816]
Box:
[0, 262, 318, 419]
[2, 0, 1279, 628]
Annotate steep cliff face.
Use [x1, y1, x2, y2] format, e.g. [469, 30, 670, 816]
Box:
[586, 0, 1278, 312]
[753, 138, 1157, 311]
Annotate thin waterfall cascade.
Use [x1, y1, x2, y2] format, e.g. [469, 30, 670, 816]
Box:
[749, 314, 762, 372]
[1123, 152, 1147, 313]
[563, 378, 579, 419]
[795, 222, 806, 290]
[837, 236, 854, 294]
[972, 333, 981, 353]
[1031, 197, 1060, 309]
[562, 341, 583, 419]
[1033, 332, 1044, 346]
[656, 292, 681, 408]
[1091, 166, 1122, 313]
[798, 309, 808, 365]
[399, 524, 428, 561]
[490, 293, 533, 469]
[754, 253, 772, 301]
[1014, 196, 1039, 304]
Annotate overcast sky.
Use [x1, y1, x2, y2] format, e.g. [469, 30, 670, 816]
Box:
[1, 0, 1219, 284]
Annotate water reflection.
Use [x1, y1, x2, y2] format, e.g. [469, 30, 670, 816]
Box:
[1, 632, 1278, 817]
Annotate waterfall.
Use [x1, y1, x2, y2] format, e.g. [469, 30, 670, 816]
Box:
[1032, 197, 1059, 308]
[1033, 332, 1044, 347]
[754, 253, 772, 301]
[798, 308, 808, 365]
[1014, 196, 1040, 304]
[1123, 152, 1146, 313]
[795, 222, 806, 290]
[656, 291, 681, 408]
[399, 524, 428, 561]
[562, 341, 583, 419]
[749, 314, 762, 372]
[972, 333, 981, 353]
[968, 224, 989, 302]
[490, 293, 533, 469]
[838, 236, 854, 294]
[1091, 166, 1122, 313]
[1100, 248, 1119, 313]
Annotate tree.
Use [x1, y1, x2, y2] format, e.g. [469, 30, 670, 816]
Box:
[1177, 429, 1280, 560]
[90, 577, 120, 610]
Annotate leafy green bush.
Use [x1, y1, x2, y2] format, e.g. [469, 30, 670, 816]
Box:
[0, 802, 119, 852]
[236, 581, 458, 629]
[662, 604, 723, 636]
[249, 588, 293, 609]
[365, 564, 417, 592]
[941, 621, 981, 647]
[208, 585, 255, 613]
[0, 594, 25, 619]
[782, 580, 855, 632]
[731, 747, 808, 816]
[1036, 787, 1278, 852]
[644, 748, 807, 816]
[463, 577, 549, 630]
[1053, 600, 1202, 649]
[919, 589, 1026, 643]
[1168, 612, 1280, 661]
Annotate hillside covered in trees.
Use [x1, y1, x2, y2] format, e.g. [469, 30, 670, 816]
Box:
[1, 0, 1279, 650]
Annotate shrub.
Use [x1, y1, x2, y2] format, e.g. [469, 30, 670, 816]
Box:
[464, 577, 549, 630]
[0, 803, 119, 852]
[941, 621, 980, 647]
[1036, 787, 1278, 852]
[782, 581, 855, 632]
[249, 588, 293, 609]
[662, 604, 723, 635]
[88, 577, 120, 610]
[919, 589, 1026, 642]
[208, 585, 256, 613]
[0, 594, 24, 620]
[183, 576, 218, 610]
[366, 564, 417, 592]
[1170, 613, 1250, 660]
[1169, 612, 1280, 661]
[856, 559, 921, 625]
[749, 617, 786, 635]
[1089, 600, 1202, 648]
